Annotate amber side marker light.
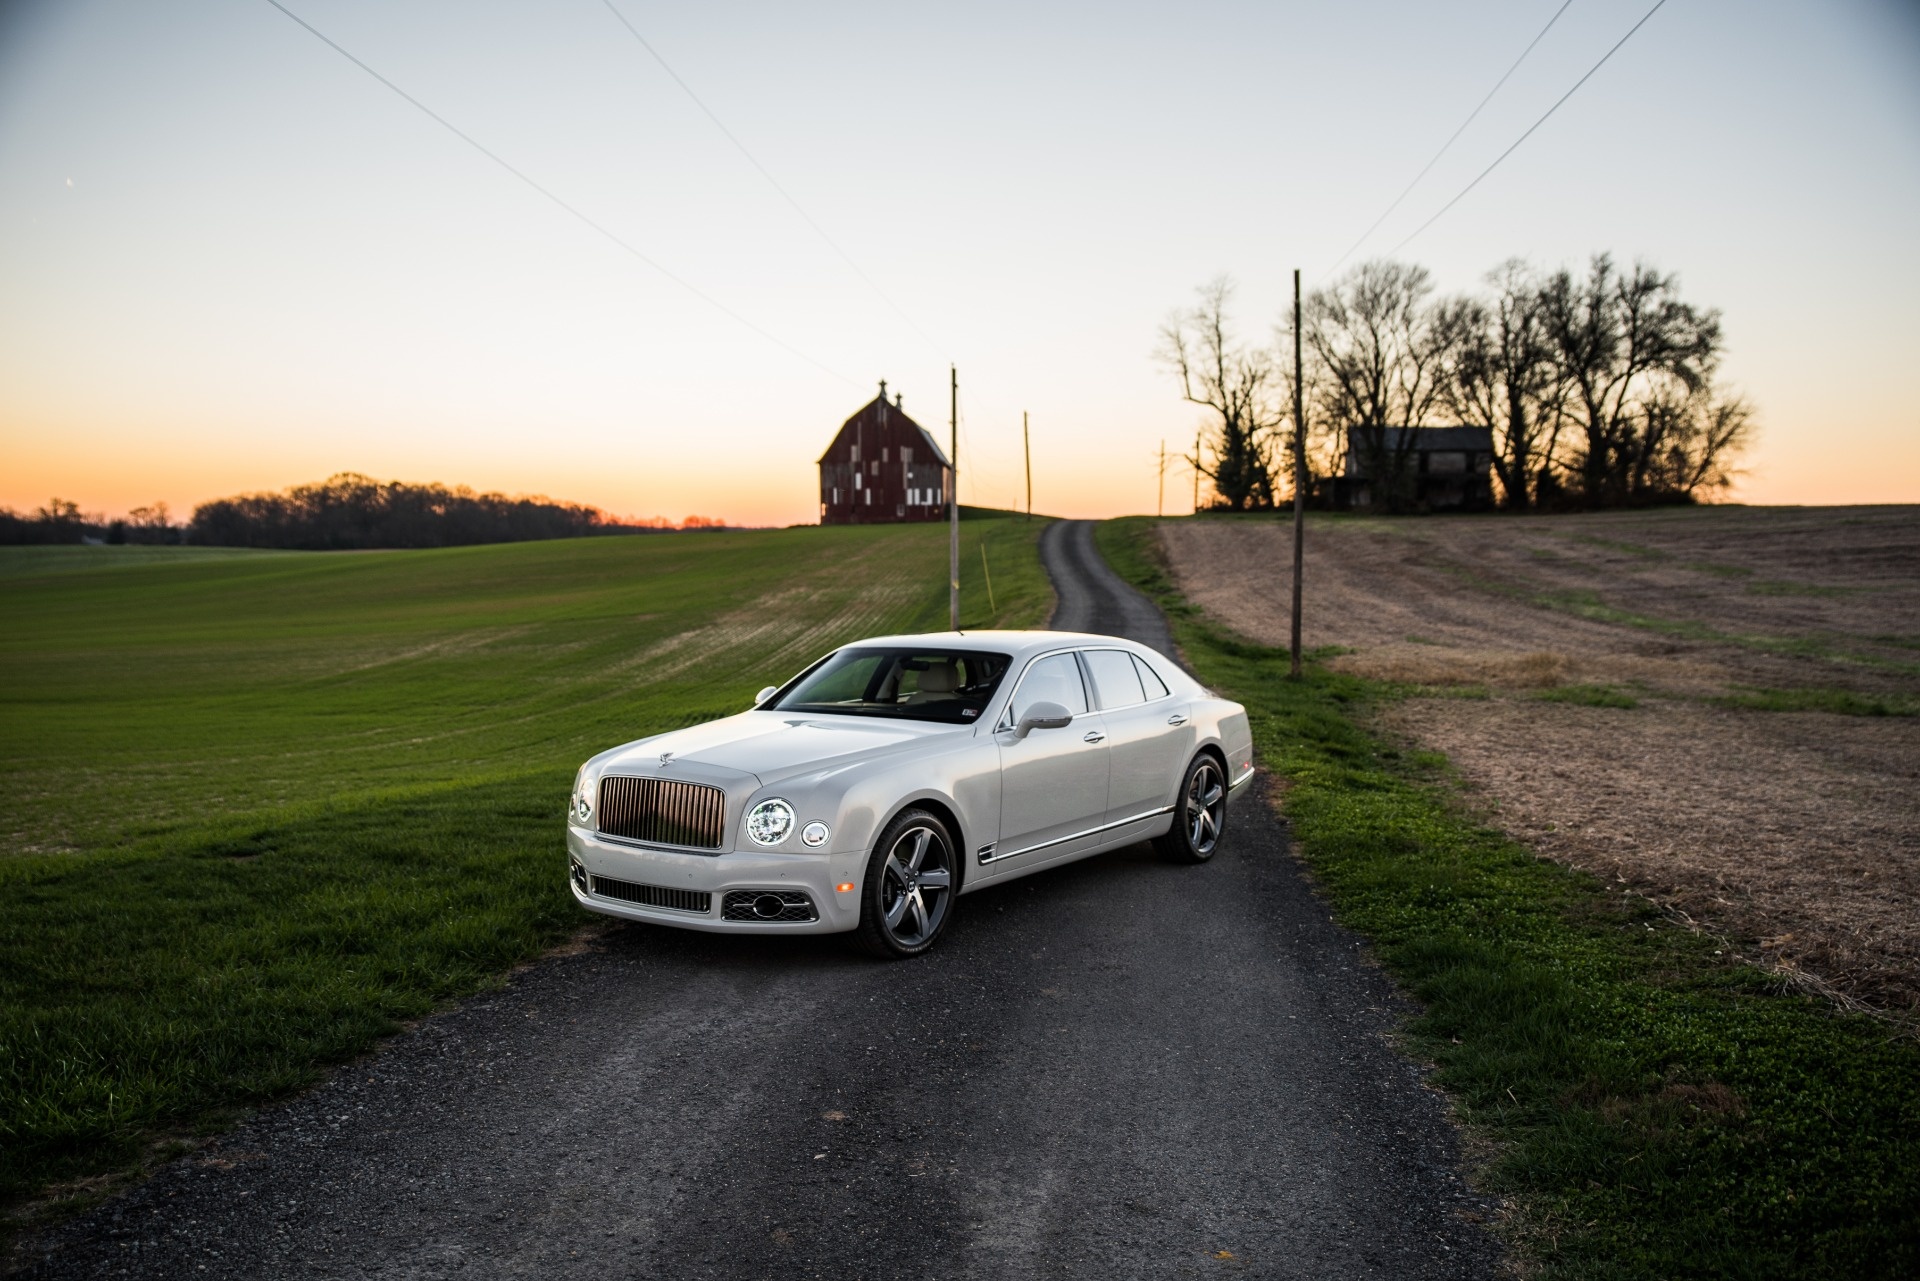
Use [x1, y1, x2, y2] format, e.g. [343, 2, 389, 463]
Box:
[836, 882, 855, 893]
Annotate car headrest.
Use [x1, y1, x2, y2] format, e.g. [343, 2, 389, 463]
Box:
[917, 662, 957, 694]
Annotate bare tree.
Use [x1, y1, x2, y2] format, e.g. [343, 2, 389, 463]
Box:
[1158, 277, 1281, 511]
[1537, 255, 1723, 507]
[1305, 261, 1456, 513]
[1439, 260, 1566, 510]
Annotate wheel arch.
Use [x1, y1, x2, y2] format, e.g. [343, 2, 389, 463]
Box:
[878, 793, 968, 894]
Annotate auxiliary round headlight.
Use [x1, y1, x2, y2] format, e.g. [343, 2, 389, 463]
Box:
[745, 798, 795, 846]
[571, 769, 593, 823]
[801, 821, 830, 848]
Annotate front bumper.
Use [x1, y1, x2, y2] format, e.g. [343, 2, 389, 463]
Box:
[566, 826, 863, 934]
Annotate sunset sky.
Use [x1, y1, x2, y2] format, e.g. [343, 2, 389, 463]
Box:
[3, 0, 1917, 526]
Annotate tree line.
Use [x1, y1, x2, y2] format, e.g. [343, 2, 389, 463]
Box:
[2, 475, 727, 548]
[1159, 254, 1755, 513]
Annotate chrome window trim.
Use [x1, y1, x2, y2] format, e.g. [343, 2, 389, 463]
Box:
[979, 804, 1174, 864]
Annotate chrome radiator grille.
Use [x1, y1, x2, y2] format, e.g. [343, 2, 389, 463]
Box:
[597, 775, 726, 850]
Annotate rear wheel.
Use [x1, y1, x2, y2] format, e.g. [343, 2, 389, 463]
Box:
[1154, 753, 1227, 863]
[853, 808, 958, 958]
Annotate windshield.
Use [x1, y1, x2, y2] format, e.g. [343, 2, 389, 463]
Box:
[770, 647, 1012, 724]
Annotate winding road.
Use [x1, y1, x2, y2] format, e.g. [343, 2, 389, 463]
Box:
[20, 522, 1498, 1280]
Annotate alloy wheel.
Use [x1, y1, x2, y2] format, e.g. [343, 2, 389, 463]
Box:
[879, 823, 953, 947]
[1185, 759, 1225, 856]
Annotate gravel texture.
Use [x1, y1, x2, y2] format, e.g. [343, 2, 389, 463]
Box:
[14, 520, 1498, 1280]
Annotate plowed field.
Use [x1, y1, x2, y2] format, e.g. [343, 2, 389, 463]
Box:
[1160, 506, 1920, 1015]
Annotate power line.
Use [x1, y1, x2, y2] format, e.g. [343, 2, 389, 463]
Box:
[1324, 0, 1578, 278]
[1382, 0, 1671, 260]
[261, 0, 857, 387]
[599, 0, 947, 359]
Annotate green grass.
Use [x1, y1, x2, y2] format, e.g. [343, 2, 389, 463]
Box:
[1709, 687, 1916, 717]
[1535, 683, 1641, 709]
[1098, 517, 1920, 1280]
[0, 518, 1053, 1215]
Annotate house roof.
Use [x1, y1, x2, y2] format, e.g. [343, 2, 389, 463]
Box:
[1352, 426, 1494, 452]
[818, 392, 952, 467]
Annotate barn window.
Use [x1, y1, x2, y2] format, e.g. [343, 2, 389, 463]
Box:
[851, 444, 860, 462]
[882, 447, 890, 462]
[902, 447, 913, 464]
[870, 460, 879, 475]
[896, 504, 904, 517]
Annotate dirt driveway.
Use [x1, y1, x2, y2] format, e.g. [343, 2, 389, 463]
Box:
[1160, 506, 1920, 1016]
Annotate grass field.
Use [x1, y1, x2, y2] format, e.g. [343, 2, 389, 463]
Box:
[1100, 517, 1920, 1279]
[0, 516, 1053, 1216]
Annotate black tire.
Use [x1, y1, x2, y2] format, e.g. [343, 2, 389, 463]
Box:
[853, 808, 959, 959]
[1154, 753, 1228, 863]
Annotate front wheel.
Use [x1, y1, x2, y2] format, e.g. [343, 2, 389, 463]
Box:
[853, 808, 958, 958]
[1154, 754, 1227, 863]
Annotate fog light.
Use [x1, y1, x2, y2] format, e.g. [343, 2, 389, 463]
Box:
[801, 821, 830, 847]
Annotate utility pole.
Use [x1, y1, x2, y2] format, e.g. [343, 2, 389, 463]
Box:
[1157, 441, 1166, 518]
[949, 365, 960, 631]
[1023, 411, 1032, 521]
[1290, 268, 1306, 680]
[1192, 429, 1201, 513]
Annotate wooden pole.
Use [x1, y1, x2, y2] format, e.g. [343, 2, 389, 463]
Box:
[1192, 429, 1201, 513]
[949, 365, 960, 631]
[1290, 268, 1306, 680]
[1157, 441, 1166, 518]
[1023, 411, 1032, 521]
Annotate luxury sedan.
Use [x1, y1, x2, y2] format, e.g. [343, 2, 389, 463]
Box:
[567, 630, 1255, 957]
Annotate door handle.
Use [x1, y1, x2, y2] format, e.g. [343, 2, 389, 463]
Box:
[1083, 731, 1106, 744]
[1167, 714, 1188, 726]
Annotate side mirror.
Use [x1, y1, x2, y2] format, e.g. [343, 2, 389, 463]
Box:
[1012, 700, 1073, 739]
[754, 686, 779, 707]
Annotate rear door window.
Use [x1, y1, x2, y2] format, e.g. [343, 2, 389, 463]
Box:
[1082, 649, 1147, 710]
[1132, 654, 1171, 700]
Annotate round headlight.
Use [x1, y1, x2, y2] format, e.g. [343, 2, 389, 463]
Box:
[571, 770, 593, 823]
[745, 799, 795, 845]
[801, 821, 829, 848]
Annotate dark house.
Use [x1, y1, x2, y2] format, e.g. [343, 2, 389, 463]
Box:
[818, 382, 952, 525]
[1331, 426, 1495, 511]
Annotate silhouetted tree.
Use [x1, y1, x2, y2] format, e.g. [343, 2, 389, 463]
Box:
[1305, 261, 1456, 514]
[188, 473, 630, 549]
[1157, 277, 1281, 511]
[1439, 260, 1567, 511]
[1537, 255, 1724, 507]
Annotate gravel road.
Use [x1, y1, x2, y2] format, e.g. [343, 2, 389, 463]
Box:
[16, 521, 1499, 1280]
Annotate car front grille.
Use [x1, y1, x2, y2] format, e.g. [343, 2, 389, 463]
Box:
[589, 874, 712, 915]
[597, 776, 726, 850]
[721, 889, 819, 923]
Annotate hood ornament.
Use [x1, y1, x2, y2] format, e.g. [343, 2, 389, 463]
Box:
[659, 751, 674, 767]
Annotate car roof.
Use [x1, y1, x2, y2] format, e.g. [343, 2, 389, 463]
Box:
[842, 630, 1153, 660]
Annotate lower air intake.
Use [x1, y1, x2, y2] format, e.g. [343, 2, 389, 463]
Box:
[589, 874, 711, 915]
[721, 889, 818, 922]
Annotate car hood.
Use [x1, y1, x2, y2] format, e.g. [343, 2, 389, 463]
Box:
[598, 710, 964, 789]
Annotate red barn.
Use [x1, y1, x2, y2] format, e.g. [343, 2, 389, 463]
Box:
[818, 382, 952, 525]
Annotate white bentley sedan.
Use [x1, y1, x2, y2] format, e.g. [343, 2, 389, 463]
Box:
[567, 630, 1254, 957]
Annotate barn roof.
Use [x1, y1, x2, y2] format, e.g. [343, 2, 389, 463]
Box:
[817, 391, 952, 468]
